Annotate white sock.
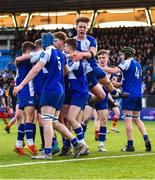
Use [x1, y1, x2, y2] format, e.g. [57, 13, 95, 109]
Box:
[16, 140, 23, 148]
[79, 139, 86, 145]
[27, 139, 33, 146]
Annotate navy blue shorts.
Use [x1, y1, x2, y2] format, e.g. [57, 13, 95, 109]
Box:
[18, 96, 36, 110]
[94, 97, 108, 110]
[122, 97, 142, 111]
[86, 67, 106, 89]
[70, 93, 88, 109]
[86, 71, 98, 89]
[94, 67, 106, 80]
[40, 91, 65, 110]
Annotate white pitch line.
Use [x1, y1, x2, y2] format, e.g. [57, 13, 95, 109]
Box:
[0, 153, 155, 168]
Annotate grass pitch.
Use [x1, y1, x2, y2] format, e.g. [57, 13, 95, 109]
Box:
[0, 120, 155, 179]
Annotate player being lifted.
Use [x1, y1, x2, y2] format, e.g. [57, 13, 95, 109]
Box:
[72, 16, 129, 104]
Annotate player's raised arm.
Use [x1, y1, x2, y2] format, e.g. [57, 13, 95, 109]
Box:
[13, 51, 49, 95]
[102, 66, 121, 74]
[13, 61, 45, 95]
[16, 54, 31, 62]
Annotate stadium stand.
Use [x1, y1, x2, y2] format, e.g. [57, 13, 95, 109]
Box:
[1, 26, 154, 94]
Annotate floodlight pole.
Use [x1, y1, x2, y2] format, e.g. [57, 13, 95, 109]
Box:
[146, 8, 153, 26]
[90, 10, 97, 34]
[12, 13, 18, 30]
[25, 13, 31, 29]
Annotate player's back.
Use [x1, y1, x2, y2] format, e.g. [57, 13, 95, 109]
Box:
[67, 58, 88, 94]
[43, 48, 65, 93]
[16, 60, 34, 98]
[121, 58, 142, 97]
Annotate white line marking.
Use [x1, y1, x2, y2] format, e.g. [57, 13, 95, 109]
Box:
[0, 153, 155, 168]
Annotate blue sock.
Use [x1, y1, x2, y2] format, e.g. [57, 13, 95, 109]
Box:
[71, 138, 78, 147]
[32, 124, 36, 142]
[62, 137, 66, 146]
[74, 127, 84, 141]
[81, 123, 87, 134]
[17, 123, 25, 141]
[65, 139, 71, 147]
[111, 89, 117, 96]
[143, 135, 148, 141]
[99, 126, 107, 142]
[128, 140, 133, 147]
[25, 123, 34, 145]
[39, 126, 44, 148]
[52, 137, 58, 146]
[44, 148, 52, 155]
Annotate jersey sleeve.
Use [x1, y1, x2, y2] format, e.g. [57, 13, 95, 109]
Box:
[39, 51, 50, 64]
[68, 60, 80, 72]
[88, 36, 97, 48]
[30, 51, 42, 63]
[118, 59, 131, 71]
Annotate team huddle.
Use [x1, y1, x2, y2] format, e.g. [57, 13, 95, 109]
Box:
[12, 16, 151, 160]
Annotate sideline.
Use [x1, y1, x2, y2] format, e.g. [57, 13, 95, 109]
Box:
[0, 152, 155, 168]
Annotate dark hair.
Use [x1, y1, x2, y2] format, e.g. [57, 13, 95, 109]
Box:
[76, 16, 90, 25]
[22, 41, 35, 53]
[65, 38, 77, 51]
[121, 47, 135, 59]
[53, 31, 68, 41]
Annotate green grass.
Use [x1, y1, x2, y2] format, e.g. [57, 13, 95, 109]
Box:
[0, 119, 155, 179]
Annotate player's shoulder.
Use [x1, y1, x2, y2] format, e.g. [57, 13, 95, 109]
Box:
[86, 35, 96, 41]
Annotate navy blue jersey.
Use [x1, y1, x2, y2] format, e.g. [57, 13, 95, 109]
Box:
[39, 46, 65, 94]
[118, 58, 142, 97]
[16, 60, 34, 98]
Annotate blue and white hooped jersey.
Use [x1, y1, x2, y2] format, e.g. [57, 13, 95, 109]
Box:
[16, 60, 34, 98]
[67, 57, 88, 95]
[118, 58, 142, 97]
[39, 45, 65, 93]
[75, 35, 98, 74]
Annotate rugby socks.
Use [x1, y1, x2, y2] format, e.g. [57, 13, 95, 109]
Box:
[32, 124, 36, 143]
[95, 130, 99, 137]
[111, 89, 118, 96]
[81, 123, 87, 134]
[39, 126, 44, 148]
[71, 138, 78, 147]
[25, 123, 34, 146]
[143, 134, 149, 142]
[112, 116, 118, 128]
[62, 137, 66, 146]
[65, 139, 71, 147]
[16, 123, 25, 147]
[52, 136, 58, 146]
[74, 127, 84, 141]
[99, 126, 107, 145]
[44, 148, 52, 155]
[127, 140, 133, 147]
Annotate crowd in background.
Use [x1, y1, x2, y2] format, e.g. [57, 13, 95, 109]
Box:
[0, 26, 155, 99]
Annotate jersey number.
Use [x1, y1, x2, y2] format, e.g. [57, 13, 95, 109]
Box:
[58, 60, 61, 71]
[135, 67, 140, 79]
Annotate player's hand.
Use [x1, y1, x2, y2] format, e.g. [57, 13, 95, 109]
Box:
[71, 52, 84, 61]
[13, 85, 23, 96]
